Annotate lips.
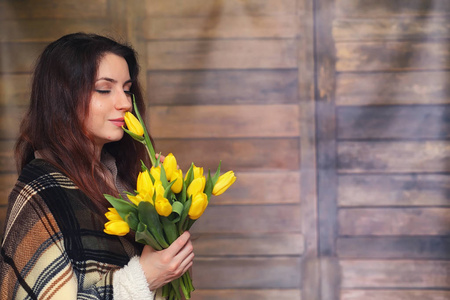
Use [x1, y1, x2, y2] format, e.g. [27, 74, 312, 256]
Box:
[110, 117, 125, 127]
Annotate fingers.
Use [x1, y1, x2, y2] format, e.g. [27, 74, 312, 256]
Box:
[165, 231, 191, 257]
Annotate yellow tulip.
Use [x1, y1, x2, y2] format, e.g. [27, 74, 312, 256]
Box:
[137, 170, 154, 196]
[105, 207, 122, 221]
[127, 192, 152, 206]
[163, 153, 178, 181]
[155, 195, 172, 217]
[187, 176, 206, 198]
[188, 192, 208, 220]
[170, 169, 183, 194]
[154, 180, 165, 197]
[150, 166, 161, 182]
[212, 171, 236, 196]
[185, 164, 203, 181]
[104, 219, 130, 236]
[124, 112, 144, 136]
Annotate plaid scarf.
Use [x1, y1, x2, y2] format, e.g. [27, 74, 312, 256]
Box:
[0, 159, 142, 299]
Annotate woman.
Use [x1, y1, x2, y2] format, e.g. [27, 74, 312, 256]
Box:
[0, 33, 194, 299]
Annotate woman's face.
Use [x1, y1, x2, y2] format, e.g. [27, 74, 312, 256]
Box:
[85, 53, 133, 149]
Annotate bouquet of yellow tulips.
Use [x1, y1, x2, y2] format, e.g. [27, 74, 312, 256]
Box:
[103, 96, 236, 300]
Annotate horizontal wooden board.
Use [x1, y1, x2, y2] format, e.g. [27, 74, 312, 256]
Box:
[341, 259, 450, 288]
[154, 138, 300, 172]
[1, 42, 47, 73]
[145, 0, 296, 17]
[147, 39, 297, 70]
[143, 15, 296, 40]
[339, 208, 450, 236]
[192, 257, 301, 289]
[147, 69, 298, 105]
[338, 141, 450, 173]
[0, 74, 31, 106]
[335, 0, 450, 17]
[0, 105, 26, 140]
[337, 236, 450, 259]
[338, 174, 450, 207]
[0, 19, 111, 42]
[216, 171, 300, 205]
[0, 174, 16, 206]
[336, 40, 450, 72]
[333, 17, 450, 41]
[193, 233, 304, 256]
[337, 105, 450, 139]
[341, 289, 450, 300]
[0, 141, 16, 173]
[148, 105, 300, 138]
[336, 71, 450, 106]
[193, 289, 301, 300]
[0, 0, 108, 19]
[191, 204, 301, 234]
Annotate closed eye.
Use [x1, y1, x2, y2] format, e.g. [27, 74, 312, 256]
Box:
[96, 90, 110, 94]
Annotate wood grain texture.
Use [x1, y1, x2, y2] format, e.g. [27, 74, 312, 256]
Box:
[341, 289, 450, 300]
[0, 174, 16, 206]
[143, 15, 296, 40]
[341, 259, 450, 288]
[192, 289, 301, 300]
[145, 0, 296, 17]
[0, 141, 16, 173]
[0, 105, 26, 140]
[338, 141, 450, 173]
[0, 0, 108, 20]
[154, 138, 300, 172]
[0, 19, 111, 42]
[335, 0, 450, 17]
[191, 204, 301, 234]
[147, 70, 298, 105]
[193, 233, 304, 256]
[192, 256, 301, 289]
[333, 17, 450, 41]
[1, 42, 47, 73]
[339, 208, 450, 236]
[147, 39, 297, 70]
[0, 74, 31, 106]
[148, 105, 300, 138]
[338, 174, 450, 207]
[337, 105, 450, 139]
[214, 171, 300, 205]
[337, 236, 450, 259]
[336, 71, 450, 106]
[336, 40, 450, 72]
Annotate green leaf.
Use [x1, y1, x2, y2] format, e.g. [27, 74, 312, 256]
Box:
[178, 198, 192, 233]
[135, 222, 163, 250]
[104, 194, 138, 221]
[123, 127, 145, 142]
[125, 211, 139, 231]
[168, 201, 184, 223]
[161, 217, 178, 244]
[138, 201, 169, 248]
[204, 170, 213, 200]
[184, 163, 195, 188]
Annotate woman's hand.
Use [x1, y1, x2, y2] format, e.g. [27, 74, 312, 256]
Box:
[139, 231, 194, 291]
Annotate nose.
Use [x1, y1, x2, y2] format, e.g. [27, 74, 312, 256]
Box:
[115, 90, 132, 112]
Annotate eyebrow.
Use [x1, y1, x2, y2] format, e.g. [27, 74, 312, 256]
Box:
[96, 77, 133, 84]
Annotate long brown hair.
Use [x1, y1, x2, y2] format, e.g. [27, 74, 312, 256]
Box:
[15, 33, 149, 209]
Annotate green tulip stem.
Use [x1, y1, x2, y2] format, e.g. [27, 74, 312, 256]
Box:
[131, 94, 157, 166]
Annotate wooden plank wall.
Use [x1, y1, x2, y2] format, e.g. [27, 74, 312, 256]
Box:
[333, 0, 450, 299]
[0, 1, 307, 299]
[140, 1, 305, 299]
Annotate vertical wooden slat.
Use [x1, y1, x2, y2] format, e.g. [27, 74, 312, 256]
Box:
[314, 0, 340, 299]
